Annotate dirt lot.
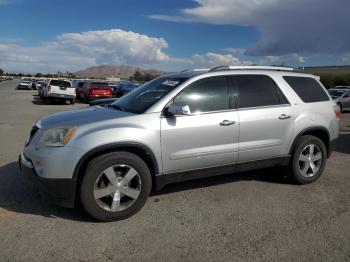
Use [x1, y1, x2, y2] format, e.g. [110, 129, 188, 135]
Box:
[0, 79, 350, 262]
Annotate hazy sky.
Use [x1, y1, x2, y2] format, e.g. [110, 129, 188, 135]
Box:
[1, 0, 349, 72]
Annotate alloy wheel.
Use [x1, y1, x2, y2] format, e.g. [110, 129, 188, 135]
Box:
[298, 144, 323, 177]
[93, 164, 141, 212]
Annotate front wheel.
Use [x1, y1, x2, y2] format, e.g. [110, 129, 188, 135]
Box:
[287, 135, 327, 184]
[80, 152, 152, 221]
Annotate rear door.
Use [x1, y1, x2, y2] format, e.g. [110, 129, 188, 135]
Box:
[231, 74, 293, 162]
[161, 76, 239, 174]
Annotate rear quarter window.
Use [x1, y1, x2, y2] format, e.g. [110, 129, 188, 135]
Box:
[284, 76, 329, 103]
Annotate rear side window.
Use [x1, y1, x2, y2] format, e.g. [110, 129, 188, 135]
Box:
[174, 76, 230, 113]
[233, 75, 287, 108]
[283, 76, 329, 103]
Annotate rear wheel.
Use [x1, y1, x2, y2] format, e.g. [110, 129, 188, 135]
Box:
[80, 152, 152, 221]
[287, 135, 327, 184]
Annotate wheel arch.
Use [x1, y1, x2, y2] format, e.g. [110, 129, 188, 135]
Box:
[289, 126, 331, 157]
[73, 142, 159, 192]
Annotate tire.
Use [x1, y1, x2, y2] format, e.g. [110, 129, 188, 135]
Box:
[287, 135, 327, 184]
[80, 152, 152, 222]
[70, 99, 76, 104]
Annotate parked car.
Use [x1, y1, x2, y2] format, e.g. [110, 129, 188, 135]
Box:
[76, 81, 113, 102]
[16, 78, 33, 90]
[113, 82, 140, 97]
[41, 79, 76, 104]
[334, 85, 350, 89]
[328, 89, 350, 111]
[34, 80, 46, 91]
[108, 82, 117, 89]
[19, 66, 339, 221]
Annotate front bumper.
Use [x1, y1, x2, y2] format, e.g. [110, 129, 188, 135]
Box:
[19, 153, 77, 208]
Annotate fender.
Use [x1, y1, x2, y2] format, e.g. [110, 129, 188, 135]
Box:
[72, 142, 159, 180]
[289, 126, 330, 156]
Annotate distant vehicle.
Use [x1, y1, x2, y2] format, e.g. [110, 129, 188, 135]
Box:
[37, 80, 48, 97]
[108, 82, 117, 89]
[114, 82, 140, 97]
[0, 76, 13, 81]
[76, 81, 113, 102]
[330, 85, 350, 89]
[42, 79, 76, 104]
[16, 78, 33, 90]
[89, 97, 119, 106]
[35, 80, 46, 90]
[328, 89, 350, 111]
[70, 79, 84, 89]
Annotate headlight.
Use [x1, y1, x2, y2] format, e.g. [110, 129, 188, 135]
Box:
[39, 126, 78, 147]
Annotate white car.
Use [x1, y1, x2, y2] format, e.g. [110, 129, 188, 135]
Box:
[42, 79, 76, 104]
[16, 78, 33, 90]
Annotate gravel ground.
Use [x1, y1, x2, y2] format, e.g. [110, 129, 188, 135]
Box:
[0, 79, 350, 262]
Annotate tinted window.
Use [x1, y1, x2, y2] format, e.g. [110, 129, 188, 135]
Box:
[173, 76, 230, 113]
[284, 76, 329, 103]
[234, 75, 283, 108]
[91, 82, 109, 88]
[50, 80, 71, 88]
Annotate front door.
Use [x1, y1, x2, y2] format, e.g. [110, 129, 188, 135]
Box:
[160, 76, 239, 174]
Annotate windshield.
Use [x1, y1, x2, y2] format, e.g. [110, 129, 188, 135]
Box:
[328, 90, 345, 97]
[111, 76, 187, 114]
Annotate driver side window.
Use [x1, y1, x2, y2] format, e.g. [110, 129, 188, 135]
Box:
[173, 76, 230, 114]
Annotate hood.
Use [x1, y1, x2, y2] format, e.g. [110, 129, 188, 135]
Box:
[36, 106, 134, 129]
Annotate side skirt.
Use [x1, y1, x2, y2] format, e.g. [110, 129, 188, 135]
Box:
[155, 156, 290, 191]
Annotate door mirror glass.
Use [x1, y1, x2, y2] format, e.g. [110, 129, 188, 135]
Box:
[167, 103, 191, 116]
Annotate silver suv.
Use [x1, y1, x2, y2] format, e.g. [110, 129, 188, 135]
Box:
[19, 66, 340, 221]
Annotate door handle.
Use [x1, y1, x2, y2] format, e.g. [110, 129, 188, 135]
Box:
[220, 120, 236, 126]
[279, 114, 291, 120]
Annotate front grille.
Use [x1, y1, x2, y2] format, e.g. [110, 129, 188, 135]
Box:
[26, 126, 39, 146]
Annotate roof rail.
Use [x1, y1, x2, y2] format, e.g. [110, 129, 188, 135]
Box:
[181, 68, 210, 73]
[209, 65, 295, 72]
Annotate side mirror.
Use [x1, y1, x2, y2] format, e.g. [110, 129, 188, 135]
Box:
[166, 103, 191, 117]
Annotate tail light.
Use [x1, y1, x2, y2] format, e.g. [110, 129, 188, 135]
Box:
[48, 85, 51, 92]
[334, 104, 341, 119]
